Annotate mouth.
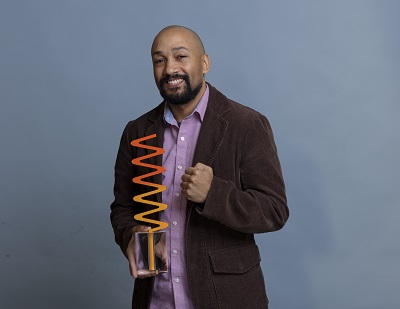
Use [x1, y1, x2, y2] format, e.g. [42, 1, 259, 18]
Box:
[168, 78, 183, 85]
[166, 78, 184, 88]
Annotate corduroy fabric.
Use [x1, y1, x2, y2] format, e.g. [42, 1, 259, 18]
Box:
[110, 84, 288, 309]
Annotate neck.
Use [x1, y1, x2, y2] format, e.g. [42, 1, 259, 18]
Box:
[168, 82, 206, 122]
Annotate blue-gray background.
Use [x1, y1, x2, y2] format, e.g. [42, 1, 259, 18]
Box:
[1, 1, 399, 308]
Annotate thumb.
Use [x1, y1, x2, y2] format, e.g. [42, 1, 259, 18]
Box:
[194, 162, 213, 173]
[194, 162, 206, 171]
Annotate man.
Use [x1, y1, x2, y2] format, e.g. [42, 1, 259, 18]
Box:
[110, 25, 288, 309]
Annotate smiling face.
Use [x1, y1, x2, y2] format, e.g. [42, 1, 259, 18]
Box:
[151, 26, 210, 106]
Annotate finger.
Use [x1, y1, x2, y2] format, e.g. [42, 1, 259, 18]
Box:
[129, 254, 138, 278]
[137, 225, 151, 232]
[185, 166, 203, 175]
[184, 169, 202, 179]
[137, 269, 159, 278]
[181, 188, 188, 197]
[181, 173, 190, 182]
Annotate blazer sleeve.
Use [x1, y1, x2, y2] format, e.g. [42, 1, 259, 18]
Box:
[198, 114, 289, 234]
[110, 122, 142, 257]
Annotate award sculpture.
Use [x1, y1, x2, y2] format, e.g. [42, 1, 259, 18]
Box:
[131, 134, 168, 275]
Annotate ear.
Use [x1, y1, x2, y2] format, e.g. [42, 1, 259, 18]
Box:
[202, 53, 210, 74]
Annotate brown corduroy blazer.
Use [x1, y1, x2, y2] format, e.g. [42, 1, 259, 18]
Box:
[110, 83, 288, 309]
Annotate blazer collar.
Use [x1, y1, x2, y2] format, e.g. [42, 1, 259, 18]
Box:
[143, 83, 231, 183]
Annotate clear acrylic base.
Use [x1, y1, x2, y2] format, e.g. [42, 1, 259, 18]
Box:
[135, 231, 167, 275]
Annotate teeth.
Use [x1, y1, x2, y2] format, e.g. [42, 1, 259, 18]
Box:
[168, 79, 183, 85]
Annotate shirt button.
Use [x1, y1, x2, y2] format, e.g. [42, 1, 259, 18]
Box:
[172, 221, 177, 226]
[180, 136, 185, 141]
[175, 278, 180, 283]
[174, 192, 180, 197]
[172, 249, 178, 254]
[177, 165, 183, 170]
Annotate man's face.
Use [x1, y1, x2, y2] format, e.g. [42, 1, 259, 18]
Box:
[151, 29, 209, 105]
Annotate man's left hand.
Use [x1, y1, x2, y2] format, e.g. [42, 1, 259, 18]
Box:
[181, 162, 213, 203]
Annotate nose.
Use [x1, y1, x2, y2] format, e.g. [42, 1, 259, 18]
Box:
[165, 58, 179, 75]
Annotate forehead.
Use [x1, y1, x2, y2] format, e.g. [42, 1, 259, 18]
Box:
[151, 29, 198, 55]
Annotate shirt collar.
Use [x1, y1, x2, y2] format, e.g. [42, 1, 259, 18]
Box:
[163, 85, 209, 125]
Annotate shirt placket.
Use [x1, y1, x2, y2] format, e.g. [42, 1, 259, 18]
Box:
[170, 120, 190, 308]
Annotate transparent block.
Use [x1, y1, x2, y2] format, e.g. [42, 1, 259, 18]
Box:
[135, 231, 167, 275]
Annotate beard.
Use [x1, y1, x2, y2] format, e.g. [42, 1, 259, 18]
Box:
[158, 74, 202, 105]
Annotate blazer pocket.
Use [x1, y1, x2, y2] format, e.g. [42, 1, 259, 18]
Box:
[208, 244, 268, 309]
[209, 243, 261, 274]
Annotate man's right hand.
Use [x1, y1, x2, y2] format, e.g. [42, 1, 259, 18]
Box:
[127, 225, 159, 279]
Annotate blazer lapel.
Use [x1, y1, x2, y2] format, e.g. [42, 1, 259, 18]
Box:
[192, 84, 230, 167]
[187, 84, 231, 218]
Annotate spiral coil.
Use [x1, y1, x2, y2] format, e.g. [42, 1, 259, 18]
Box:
[131, 134, 168, 271]
[131, 133, 168, 232]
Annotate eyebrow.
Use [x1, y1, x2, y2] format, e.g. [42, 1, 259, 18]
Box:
[172, 46, 190, 52]
[152, 46, 190, 57]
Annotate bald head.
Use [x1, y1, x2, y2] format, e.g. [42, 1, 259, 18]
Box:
[150, 25, 210, 109]
[151, 25, 205, 55]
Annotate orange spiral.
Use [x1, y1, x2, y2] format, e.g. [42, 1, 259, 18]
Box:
[131, 133, 169, 233]
[131, 134, 168, 271]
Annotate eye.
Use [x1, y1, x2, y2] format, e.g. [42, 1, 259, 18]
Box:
[177, 55, 187, 59]
[153, 58, 165, 65]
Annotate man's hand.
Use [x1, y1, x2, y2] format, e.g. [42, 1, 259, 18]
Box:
[181, 162, 213, 203]
[153, 232, 168, 271]
[127, 225, 159, 279]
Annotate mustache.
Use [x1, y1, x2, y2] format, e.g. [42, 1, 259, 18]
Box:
[159, 74, 190, 86]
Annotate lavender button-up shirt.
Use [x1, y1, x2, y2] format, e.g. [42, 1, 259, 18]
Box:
[150, 86, 209, 309]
